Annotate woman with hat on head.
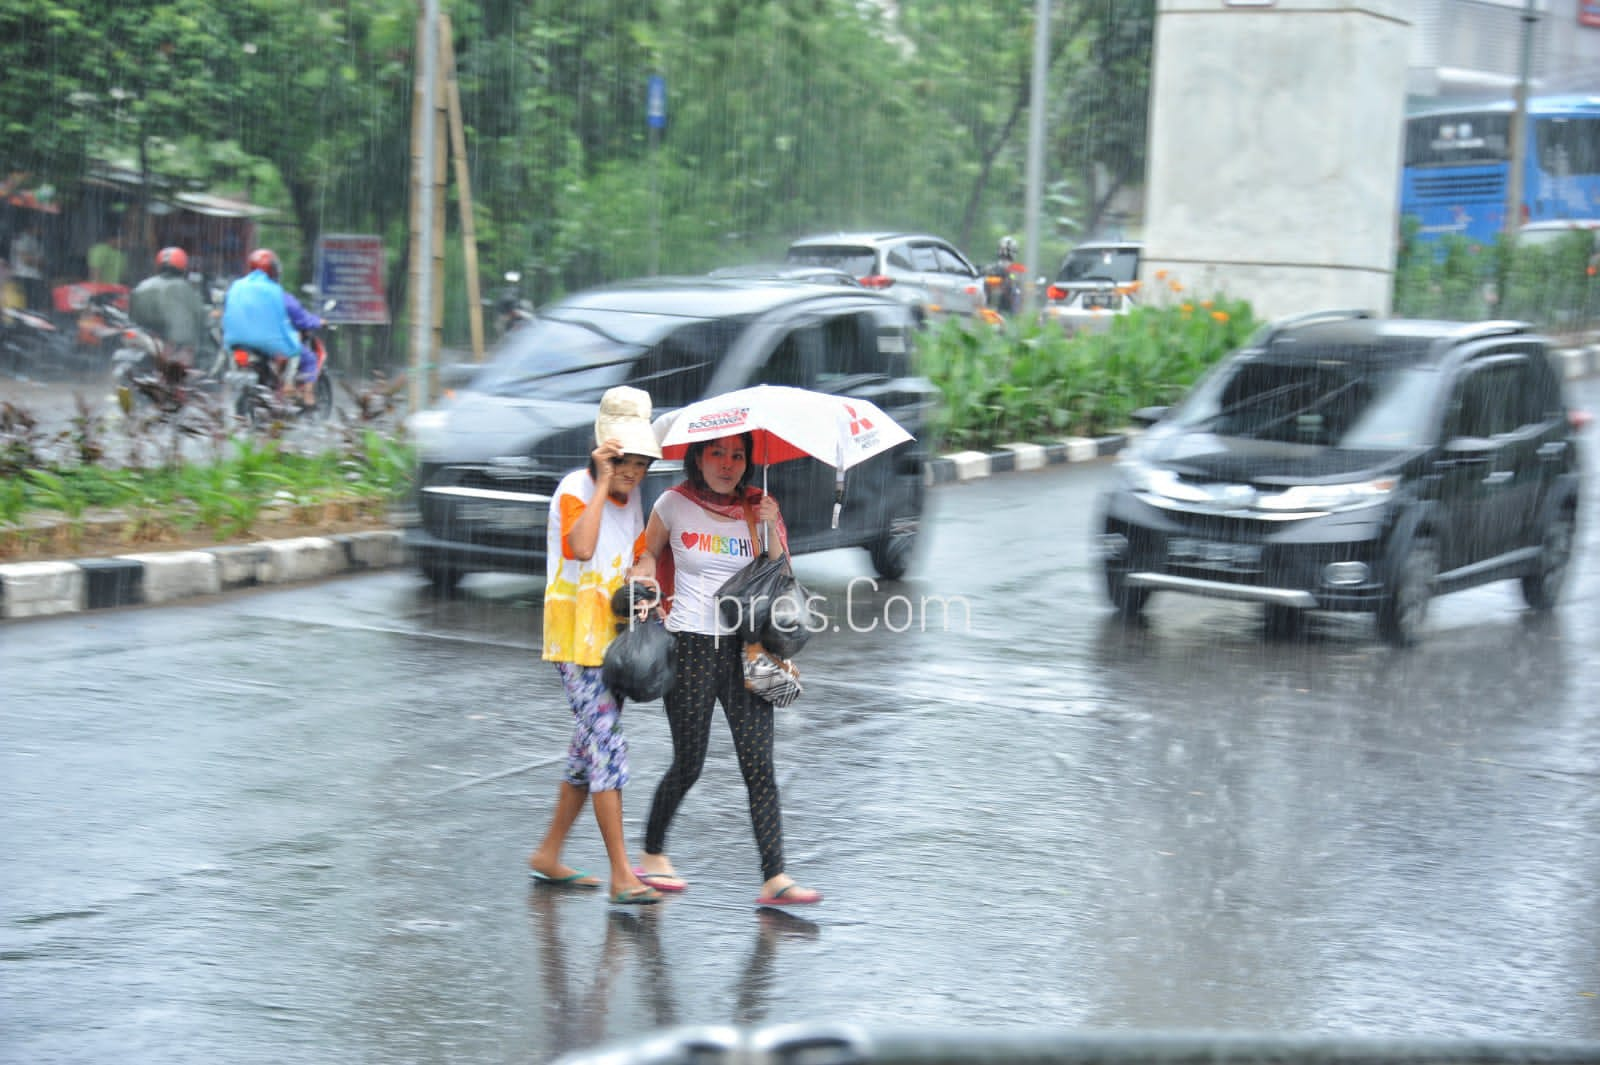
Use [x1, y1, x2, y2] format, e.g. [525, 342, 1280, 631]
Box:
[529, 385, 664, 905]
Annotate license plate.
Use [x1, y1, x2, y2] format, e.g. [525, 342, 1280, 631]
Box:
[456, 500, 548, 530]
[1167, 536, 1262, 570]
[1082, 291, 1122, 310]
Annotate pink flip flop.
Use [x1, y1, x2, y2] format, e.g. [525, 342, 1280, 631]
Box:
[755, 883, 823, 906]
[633, 868, 688, 893]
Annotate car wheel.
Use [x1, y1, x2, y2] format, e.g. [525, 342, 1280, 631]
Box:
[1104, 568, 1150, 620]
[420, 561, 463, 596]
[1263, 604, 1306, 640]
[1520, 505, 1576, 610]
[868, 479, 924, 580]
[1376, 535, 1437, 647]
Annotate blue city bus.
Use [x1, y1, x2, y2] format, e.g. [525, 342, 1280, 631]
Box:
[1400, 94, 1600, 245]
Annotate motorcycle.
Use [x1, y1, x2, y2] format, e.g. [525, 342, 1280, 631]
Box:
[981, 260, 1026, 319]
[1, 305, 74, 377]
[491, 270, 534, 339]
[229, 302, 337, 426]
[110, 285, 230, 412]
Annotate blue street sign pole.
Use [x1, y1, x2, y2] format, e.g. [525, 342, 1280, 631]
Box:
[647, 74, 666, 276]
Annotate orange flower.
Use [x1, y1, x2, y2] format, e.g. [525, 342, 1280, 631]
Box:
[1155, 269, 1169, 280]
[1181, 302, 1193, 314]
[1211, 310, 1229, 323]
[1200, 299, 1213, 309]
[1168, 280, 1184, 293]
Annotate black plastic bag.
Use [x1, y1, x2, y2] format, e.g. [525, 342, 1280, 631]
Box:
[759, 579, 817, 659]
[610, 580, 661, 621]
[601, 618, 676, 703]
[715, 555, 816, 658]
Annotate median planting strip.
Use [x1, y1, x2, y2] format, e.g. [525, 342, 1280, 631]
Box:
[4, 343, 1595, 621]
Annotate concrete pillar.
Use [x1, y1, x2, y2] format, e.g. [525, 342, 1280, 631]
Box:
[1143, 1, 1413, 321]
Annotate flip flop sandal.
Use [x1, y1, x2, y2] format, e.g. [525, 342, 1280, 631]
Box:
[529, 868, 601, 888]
[632, 868, 688, 893]
[610, 885, 662, 905]
[755, 883, 823, 906]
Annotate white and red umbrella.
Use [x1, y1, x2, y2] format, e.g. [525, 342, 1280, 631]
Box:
[654, 384, 915, 528]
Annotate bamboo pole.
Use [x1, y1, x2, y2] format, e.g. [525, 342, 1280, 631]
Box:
[440, 14, 485, 363]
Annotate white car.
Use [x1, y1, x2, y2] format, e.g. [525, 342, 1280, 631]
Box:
[1517, 218, 1600, 252]
[1041, 240, 1142, 334]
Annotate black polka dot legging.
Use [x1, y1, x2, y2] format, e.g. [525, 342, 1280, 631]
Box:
[642, 631, 785, 881]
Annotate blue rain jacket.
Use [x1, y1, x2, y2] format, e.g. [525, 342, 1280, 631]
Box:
[221, 270, 300, 357]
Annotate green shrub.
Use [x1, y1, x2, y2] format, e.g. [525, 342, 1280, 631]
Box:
[1394, 217, 1600, 333]
[920, 296, 1258, 451]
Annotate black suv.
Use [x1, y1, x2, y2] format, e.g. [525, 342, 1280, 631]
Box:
[1098, 309, 1585, 645]
[404, 277, 938, 591]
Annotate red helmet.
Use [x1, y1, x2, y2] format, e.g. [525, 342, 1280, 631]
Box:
[155, 246, 189, 273]
[246, 248, 281, 280]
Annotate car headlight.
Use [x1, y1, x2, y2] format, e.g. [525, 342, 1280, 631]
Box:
[1118, 456, 1211, 503]
[1254, 478, 1397, 514]
[405, 409, 452, 459]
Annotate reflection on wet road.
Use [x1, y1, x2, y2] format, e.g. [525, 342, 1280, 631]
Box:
[3, 379, 1598, 1062]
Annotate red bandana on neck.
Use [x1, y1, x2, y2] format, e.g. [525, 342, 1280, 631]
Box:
[651, 483, 789, 613]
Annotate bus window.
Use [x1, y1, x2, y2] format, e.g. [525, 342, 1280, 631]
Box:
[1404, 111, 1510, 167]
[1535, 117, 1600, 178]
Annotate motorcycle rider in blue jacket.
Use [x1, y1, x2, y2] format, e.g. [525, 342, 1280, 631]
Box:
[222, 248, 320, 409]
[281, 289, 325, 408]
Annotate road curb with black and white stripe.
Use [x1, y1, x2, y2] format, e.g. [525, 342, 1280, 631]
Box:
[5, 344, 1597, 620]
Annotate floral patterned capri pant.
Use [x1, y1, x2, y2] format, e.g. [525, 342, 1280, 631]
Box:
[554, 662, 628, 793]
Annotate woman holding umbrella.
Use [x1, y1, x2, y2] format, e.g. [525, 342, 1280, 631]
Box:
[629, 430, 823, 907]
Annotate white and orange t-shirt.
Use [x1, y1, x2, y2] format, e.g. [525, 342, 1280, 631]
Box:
[652, 491, 761, 636]
[542, 469, 647, 666]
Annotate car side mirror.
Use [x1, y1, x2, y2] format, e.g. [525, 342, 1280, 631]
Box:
[1130, 405, 1169, 427]
[438, 362, 481, 391]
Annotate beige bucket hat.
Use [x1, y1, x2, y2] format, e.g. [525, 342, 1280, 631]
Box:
[595, 385, 663, 459]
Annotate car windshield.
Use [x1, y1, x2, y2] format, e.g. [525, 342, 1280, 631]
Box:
[1057, 246, 1139, 284]
[1169, 355, 1440, 449]
[786, 245, 877, 276]
[470, 313, 746, 404]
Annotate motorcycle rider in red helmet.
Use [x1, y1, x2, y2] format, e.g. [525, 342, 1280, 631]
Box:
[128, 246, 211, 364]
[222, 248, 320, 409]
[249, 249, 325, 409]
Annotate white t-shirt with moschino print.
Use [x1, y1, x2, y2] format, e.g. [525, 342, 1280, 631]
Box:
[653, 491, 759, 636]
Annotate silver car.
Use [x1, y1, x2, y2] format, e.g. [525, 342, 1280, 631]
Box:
[785, 231, 985, 325]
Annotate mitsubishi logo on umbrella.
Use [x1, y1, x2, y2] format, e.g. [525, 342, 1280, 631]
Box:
[845, 404, 874, 435]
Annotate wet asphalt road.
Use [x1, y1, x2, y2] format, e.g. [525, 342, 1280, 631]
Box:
[3, 379, 1599, 1063]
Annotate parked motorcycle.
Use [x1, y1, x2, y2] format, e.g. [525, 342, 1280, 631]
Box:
[1, 305, 74, 377]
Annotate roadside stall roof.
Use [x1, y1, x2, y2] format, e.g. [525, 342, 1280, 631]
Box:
[83, 164, 276, 220]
